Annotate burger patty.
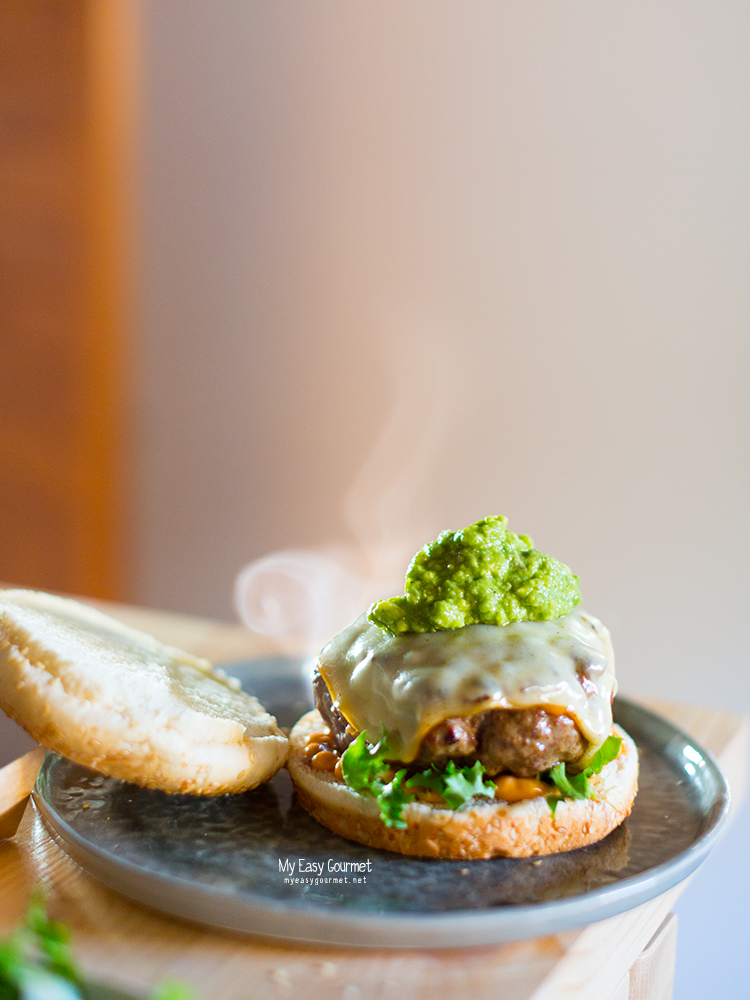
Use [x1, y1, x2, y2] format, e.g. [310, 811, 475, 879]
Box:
[420, 708, 585, 776]
[313, 670, 358, 752]
[312, 670, 586, 777]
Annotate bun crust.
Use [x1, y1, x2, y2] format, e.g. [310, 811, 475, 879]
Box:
[0, 590, 288, 795]
[288, 710, 638, 858]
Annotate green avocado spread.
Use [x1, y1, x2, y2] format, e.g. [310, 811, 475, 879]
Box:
[368, 515, 581, 635]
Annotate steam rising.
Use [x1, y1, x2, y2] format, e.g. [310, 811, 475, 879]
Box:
[234, 319, 456, 655]
[234, 548, 364, 653]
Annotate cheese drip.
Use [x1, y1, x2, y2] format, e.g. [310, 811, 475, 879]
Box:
[317, 608, 616, 765]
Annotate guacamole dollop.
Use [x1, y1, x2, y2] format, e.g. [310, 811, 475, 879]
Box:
[368, 515, 581, 635]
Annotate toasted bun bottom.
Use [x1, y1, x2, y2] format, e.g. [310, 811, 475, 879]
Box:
[0, 590, 288, 795]
[288, 710, 638, 859]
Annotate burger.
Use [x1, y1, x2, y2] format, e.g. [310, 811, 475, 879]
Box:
[287, 516, 638, 859]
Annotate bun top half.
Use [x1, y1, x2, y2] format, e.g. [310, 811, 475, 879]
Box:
[0, 589, 288, 795]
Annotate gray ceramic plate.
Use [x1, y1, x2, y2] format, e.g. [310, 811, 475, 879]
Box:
[34, 657, 730, 949]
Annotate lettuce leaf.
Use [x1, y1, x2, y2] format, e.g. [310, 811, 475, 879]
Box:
[442, 760, 495, 808]
[340, 732, 495, 826]
[545, 735, 623, 814]
[403, 768, 444, 796]
[340, 730, 411, 827]
[547, 762, 590, 801]
[340, 728, 623, 825]
[584, 734, 623, 774]
[340, 729, 392, 791]
[408, 760, 494, 810]
[375, 770, 412, 829]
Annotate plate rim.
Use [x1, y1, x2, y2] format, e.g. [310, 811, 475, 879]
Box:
[33, 692, 731, 949]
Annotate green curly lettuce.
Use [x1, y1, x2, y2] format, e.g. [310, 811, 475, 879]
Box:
[340, 731, 495, 827]
[546, 734, 623, 816]
[406, 760, 494, 810]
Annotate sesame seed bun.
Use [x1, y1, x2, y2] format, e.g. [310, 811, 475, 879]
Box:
[288, 710, 638, 858]
[0, 589, 288, 795]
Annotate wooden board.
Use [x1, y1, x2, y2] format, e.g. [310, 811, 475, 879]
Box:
[0, 598, 745, 1000]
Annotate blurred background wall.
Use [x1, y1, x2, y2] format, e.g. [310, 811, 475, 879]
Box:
[1, 1, 748, 711]
[135, 1, 750, 710]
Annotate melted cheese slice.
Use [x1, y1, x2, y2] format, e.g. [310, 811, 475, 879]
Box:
[317, 608, 616, 764]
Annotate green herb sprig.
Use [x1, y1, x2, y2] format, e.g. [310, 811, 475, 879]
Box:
[0, 892, 82, 999]
[0, 894, 196, 1000]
